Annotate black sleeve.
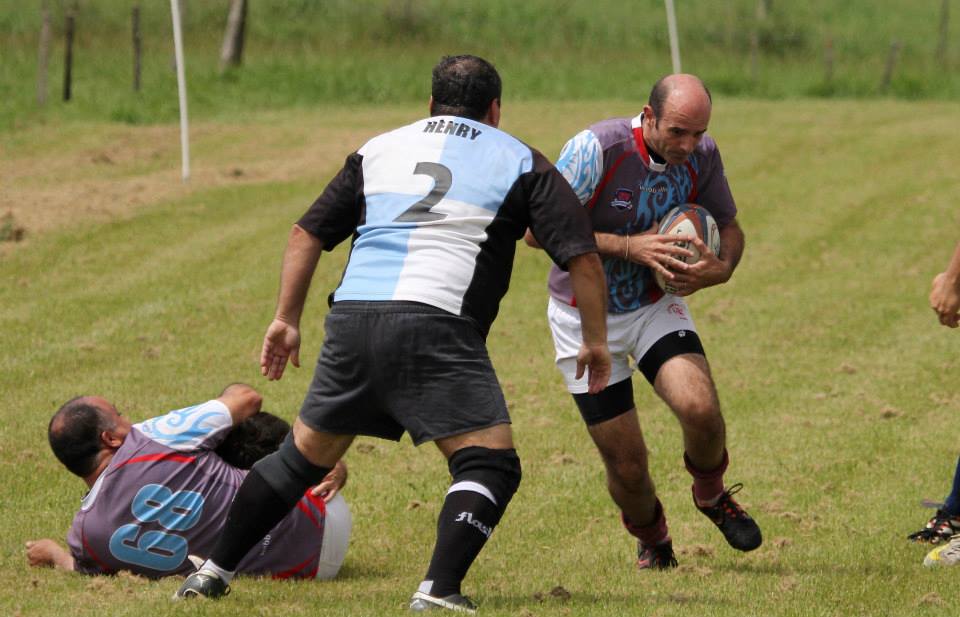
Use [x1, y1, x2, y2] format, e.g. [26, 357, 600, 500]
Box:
[523, 150, 598, 270]
[296, 152, 365, 251]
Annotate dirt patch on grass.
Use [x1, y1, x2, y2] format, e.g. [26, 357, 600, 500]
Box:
[1, 110, 394, 242]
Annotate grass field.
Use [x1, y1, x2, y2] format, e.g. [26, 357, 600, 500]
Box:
[3, 97, 960, 616]
[3, 0, 960, 132]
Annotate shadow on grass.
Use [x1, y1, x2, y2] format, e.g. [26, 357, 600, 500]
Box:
[710, 559, 899, 577]
[484, 590, 732, 611]
[327, 561, 391, 581]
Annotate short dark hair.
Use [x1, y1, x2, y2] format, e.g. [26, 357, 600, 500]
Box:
[647, 75, 712, 125]
[49, 398, 113, 477]
[430, 55, 501, 121]
[214, 411, 290, 469]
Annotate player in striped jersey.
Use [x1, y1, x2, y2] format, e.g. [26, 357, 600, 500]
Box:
[175, 55, 611, 613]
[526, 74, 761, 570]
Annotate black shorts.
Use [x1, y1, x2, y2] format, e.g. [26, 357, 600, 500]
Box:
[299, 301, 510, 445]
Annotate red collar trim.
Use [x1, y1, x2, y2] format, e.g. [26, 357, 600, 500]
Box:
[632, 120, 667, 172]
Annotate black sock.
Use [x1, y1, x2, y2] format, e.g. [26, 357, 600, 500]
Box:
[422, 490, 503, 597]
[209, 467, 312, 570]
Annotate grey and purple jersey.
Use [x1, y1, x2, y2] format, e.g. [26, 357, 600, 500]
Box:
[66, 401, 327, 579]
[547, 114, 737, 313]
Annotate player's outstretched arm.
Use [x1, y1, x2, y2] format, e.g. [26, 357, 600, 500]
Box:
[26, 539, 74, 571]
[671, 218, 744, 296]
[261, 225, 324, 380]
[217, 383, 263, 424]
[931, 240, 960, 327]
[567, 252, 611, 393]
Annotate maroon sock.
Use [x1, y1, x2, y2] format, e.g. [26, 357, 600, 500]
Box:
[685, 449, 729, 506]
[622, 499, 670, 546]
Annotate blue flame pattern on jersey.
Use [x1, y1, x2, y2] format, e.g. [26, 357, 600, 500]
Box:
[135, 401, 231, 451]
[556, 130, 604, 205]
[604, 165, 699, 312]
[555, 128, 701, 313]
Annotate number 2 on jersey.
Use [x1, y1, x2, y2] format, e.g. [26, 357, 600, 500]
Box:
[394, 162, 451, 222]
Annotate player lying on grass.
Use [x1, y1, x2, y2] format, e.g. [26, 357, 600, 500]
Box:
[26, 384, 351, 580]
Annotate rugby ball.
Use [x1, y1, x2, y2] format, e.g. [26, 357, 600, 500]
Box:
[653, 204, 721, 294]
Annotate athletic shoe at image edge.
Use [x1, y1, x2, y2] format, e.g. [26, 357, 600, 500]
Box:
[907, 509, 960, 544]
[694, 483, 763, 552]
[924, 535, 960, 567]
[172, 569, 230, 600]
[409, 591, 478, 613]
[637, 540, 678, 570]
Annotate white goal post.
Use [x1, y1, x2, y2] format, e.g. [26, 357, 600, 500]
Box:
[664, 0, 682, 73]
[170, 0, 190, 182]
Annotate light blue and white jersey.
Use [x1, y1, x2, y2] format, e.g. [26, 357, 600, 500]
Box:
[335, 116, 531, 315]
[297, 115, 598, 335]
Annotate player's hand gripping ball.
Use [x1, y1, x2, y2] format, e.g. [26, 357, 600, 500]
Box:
[654, 204, 721, 294]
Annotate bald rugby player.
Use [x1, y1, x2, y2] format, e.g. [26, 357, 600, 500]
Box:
[525, 74, 761, 569]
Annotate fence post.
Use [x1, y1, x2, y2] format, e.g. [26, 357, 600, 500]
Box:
[937, 0, 949, 66]
[37, 1, 51, 106]
[132, 5, 142, 91]
[824, 35, 834, 85]
[750, 0, 767, 83]
[63, 4, 76, 102]
[880, 40, 901, 94]
[219, 0, 247, 74]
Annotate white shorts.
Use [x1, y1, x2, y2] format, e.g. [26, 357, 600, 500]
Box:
[315, 493, 352, 580]
[547, 294, 699, 394]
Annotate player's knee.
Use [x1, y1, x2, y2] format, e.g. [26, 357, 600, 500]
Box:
[448, 446, 522, 511]
[252, 433, 331, 507]
[675, 399, 722, 431]
[605, 455, 652, 489]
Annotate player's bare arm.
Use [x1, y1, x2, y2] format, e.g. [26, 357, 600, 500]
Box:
[671, 218, 744, 297]
[614, 224, 694, 280]
[930, 240, 960, 327]
[261, 225, 325, 380]
[527, 226, 693, 283]
[25, 539, 75, 571]
[567, 252, 612, 393]
[216, 383, 264, 424]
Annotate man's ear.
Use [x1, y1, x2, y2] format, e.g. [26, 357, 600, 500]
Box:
[485, 98, 501, 128]
[428, 95, 435, 116]
[642, 104, 655, 127]
[101, 430, 124, 450]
